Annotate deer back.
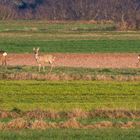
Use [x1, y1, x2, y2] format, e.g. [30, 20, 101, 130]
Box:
[39, 54, 55, 63]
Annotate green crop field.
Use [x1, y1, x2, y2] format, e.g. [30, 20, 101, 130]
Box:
[0, 80, 140, 111]
[0, 129, 140, 140]
[1, 39, 140, 53]
[0, 21, 140, 53]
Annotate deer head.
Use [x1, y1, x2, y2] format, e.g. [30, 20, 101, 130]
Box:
[33, 47, 40, 55]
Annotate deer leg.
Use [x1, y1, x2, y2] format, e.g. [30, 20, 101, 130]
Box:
[2, 57, 7, 67]
[137, 61, 140, 66]
[1, 59, 7, 70]
[1, 57, 4, 66]
[2, 60, 3, 66]
[4, 60, 7, 69]
[39, 64, 41, 72]
[48, 62, 53, 74]
[43, 65, 45, 72]
[136, 60, 140, 67]
[4, 58, 7, 67]
[2, 61, 5, 66]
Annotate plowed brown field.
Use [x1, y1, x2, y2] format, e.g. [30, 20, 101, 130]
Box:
[7, 53, 139, 68]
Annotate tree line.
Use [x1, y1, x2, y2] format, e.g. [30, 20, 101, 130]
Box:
[0, 0, 140, 29]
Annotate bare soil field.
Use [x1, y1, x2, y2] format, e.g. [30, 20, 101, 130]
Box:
[7, 53, 139, 68]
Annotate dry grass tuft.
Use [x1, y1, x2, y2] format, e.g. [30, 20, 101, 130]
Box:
[31, 120, 49, 130]
[0, 122, 5, 130]
[1, 73, 140, 81]
[94, 121, 113, 128]
[1, 109, 140, 120]
[67, 108, 88, 119]
[26, 110, 60, 119]
[0, 111, 10, 118]
[48, 122, 58, 128]
[84, 124, 96, 129]
[114, 121, 134, 129]
[120, 121, 134, 129]
[59, 118, 82, 128]
[0, 111, 20, 119]
[6, 118, 29, 129]
[133, 122, 140, 127]
[89, 110, 140, 119]
[0, 119, 138, 130]
[10, 112, 21, 118]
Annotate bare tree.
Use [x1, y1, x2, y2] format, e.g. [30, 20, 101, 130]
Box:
[0, 0, 139, 29]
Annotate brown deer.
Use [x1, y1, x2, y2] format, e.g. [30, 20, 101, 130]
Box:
[0, 50, 7, 67]
[136, 54, 140, 67]
[33, 48, 55, 72]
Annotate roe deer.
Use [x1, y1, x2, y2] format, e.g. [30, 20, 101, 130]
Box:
[0, 50, 7, 67]
[136, 54, 140, 67]
[33, 48, 55, 72]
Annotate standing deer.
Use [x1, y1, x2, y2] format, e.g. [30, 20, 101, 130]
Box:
[0, 50, 7, 67]
[136, 54, 140, 66]
[33, 48, 55, 72]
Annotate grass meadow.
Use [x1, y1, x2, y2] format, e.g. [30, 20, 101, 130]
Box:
[0, 21, 140, 139]
[0, 80, 139, 111]
[0, 20, 139, 53]
[1, 129, 140, 140]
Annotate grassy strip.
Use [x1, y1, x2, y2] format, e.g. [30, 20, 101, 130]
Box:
[1, 67, 140, 81]
[1, 109, 140, 123]
[1, 66, 140, 76]
[0, 20, 116, 32]
[0, 117, 140, 124]
[0, 129, 140, 140]
[0, 39, 140, 53]
[0, 31, 140, 41]
[0, 80, 139, 111]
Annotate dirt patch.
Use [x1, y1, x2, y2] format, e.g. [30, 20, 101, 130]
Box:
[7, 53, 140, 68]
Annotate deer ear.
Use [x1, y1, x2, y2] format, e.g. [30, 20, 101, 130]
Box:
[33, 48, 36, 51]
[37, 48, 40, 51]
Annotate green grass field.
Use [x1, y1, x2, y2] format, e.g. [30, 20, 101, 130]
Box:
[0, 129, 140, 140]
[0, 21, 140, 53]
[1, 39, 140, 53]
[0, 80, 139, 111]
